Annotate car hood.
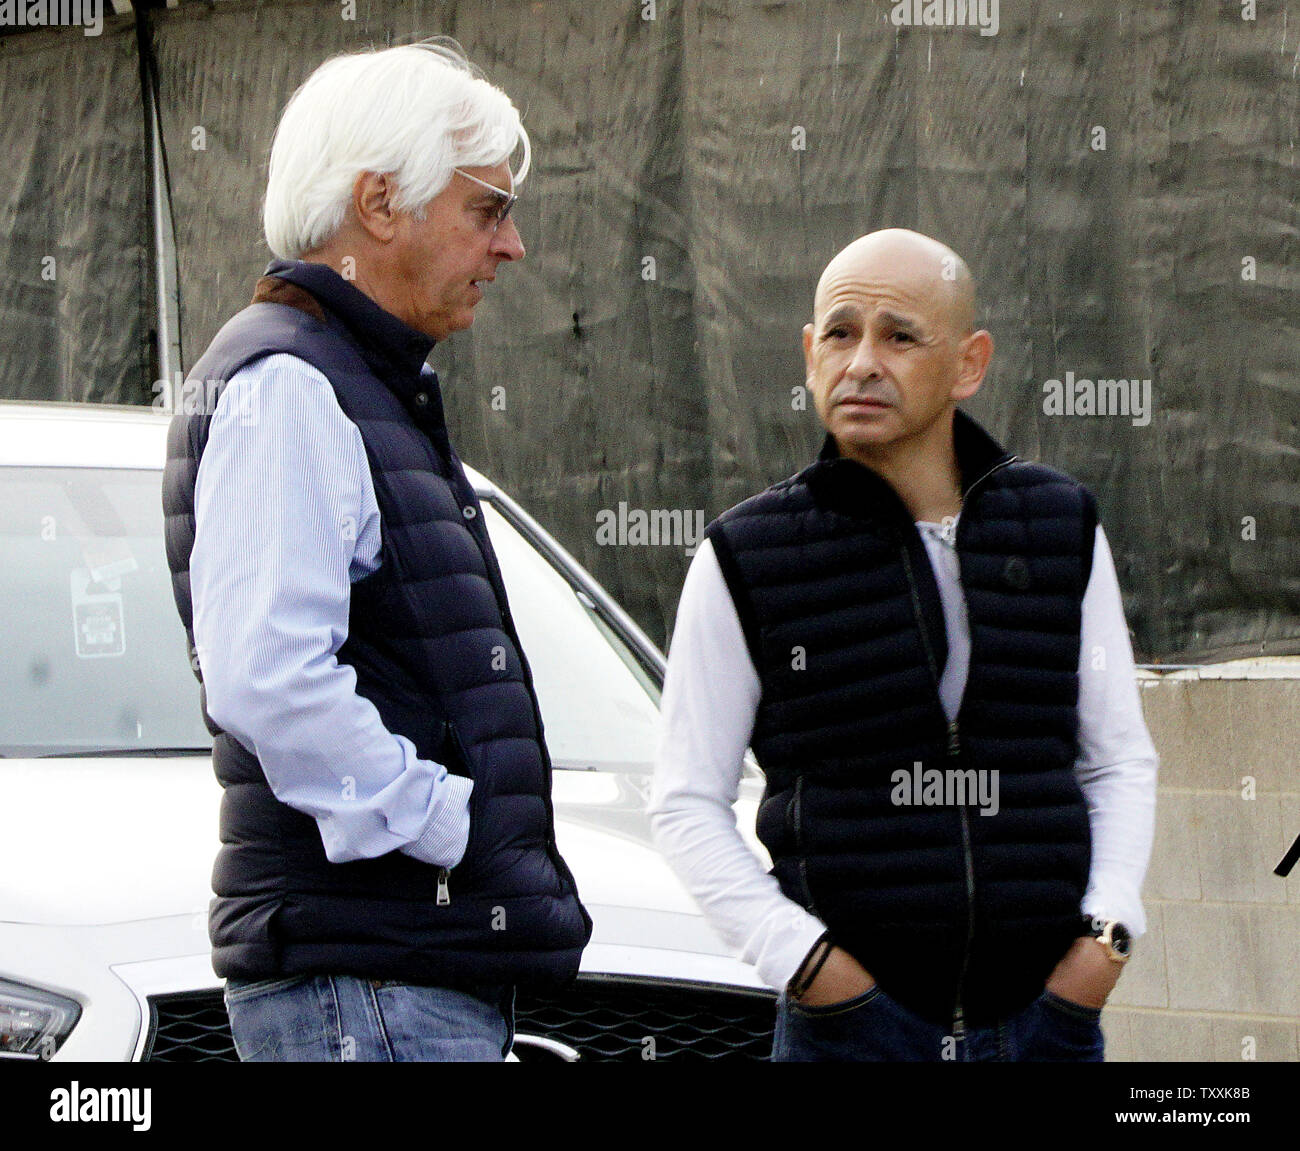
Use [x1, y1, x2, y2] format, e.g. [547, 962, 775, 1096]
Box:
[0, 756, 754, 932]
[0, 757, 225, 926]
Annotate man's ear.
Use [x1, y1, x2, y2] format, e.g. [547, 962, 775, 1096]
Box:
[352, 171, 399, 243]
[802, 322, 815, 379]
[952, 329, 993, 402]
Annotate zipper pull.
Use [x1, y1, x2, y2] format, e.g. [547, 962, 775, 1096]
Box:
[436, 868, 451, 906]
[947, 720, 960, 756]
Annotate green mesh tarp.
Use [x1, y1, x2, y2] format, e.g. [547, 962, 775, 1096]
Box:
[0, 17, 151, 404]
[2, 1, 1297, 661]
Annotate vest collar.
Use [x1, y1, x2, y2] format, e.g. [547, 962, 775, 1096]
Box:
[805, 409, 1016, 526]
[259, 258, 436, 388]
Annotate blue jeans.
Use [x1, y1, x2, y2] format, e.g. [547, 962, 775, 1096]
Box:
[223, 974, 515, 1062]
[772, 983, 1104, 1062]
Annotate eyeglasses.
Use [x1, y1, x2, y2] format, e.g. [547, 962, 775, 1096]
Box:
[453, 168, 518, 232]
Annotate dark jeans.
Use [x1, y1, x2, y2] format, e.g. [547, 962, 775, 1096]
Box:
[223, 974, 515, 1062]
[772, 983, 1105, 1062]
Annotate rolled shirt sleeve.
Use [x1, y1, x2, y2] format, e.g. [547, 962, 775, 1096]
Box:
[190, 354, 472, 867]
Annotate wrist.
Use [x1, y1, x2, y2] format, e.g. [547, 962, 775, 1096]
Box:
[788, 945, 878, 1007]
[1046, 936, 1124, 1008]
[786, 933, 834, 1001]
[1079, 915, 1133, 964]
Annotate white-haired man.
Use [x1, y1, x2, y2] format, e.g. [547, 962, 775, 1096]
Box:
[162, 41, 591, 1062]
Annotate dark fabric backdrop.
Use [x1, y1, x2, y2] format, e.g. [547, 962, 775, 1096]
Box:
[0, 16, 151, 404]
[2, 1, 1297, 662]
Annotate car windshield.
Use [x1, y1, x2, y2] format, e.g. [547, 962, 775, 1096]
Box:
[0, 465, 661, 767]
[479, 501, 661, 770]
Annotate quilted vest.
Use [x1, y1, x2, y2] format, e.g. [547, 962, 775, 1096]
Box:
[162, 259, 591, 990]
[707, 412, 1097, 1026]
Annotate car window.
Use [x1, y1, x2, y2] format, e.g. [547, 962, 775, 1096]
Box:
[0, 467, 211, 757]
[479, 500, 661, 771]
[0, 466, 661, 770]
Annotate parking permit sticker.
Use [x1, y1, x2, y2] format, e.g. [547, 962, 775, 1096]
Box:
[71, 568, 125, 659]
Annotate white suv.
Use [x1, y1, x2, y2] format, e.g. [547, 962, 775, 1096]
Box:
[0, 400, 772, 1062]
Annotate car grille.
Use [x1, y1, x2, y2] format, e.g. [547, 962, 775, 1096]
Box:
[143, 990, 239, 1062]
[513, 978, 774, 1061]
[144, 978, 775, 1061]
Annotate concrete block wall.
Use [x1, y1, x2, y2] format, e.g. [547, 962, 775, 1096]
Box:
[1103, 666, 1300, 1062]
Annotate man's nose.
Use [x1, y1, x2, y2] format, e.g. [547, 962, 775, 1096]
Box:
[846, 336, 881, 381]
[492, 216, 525, 261]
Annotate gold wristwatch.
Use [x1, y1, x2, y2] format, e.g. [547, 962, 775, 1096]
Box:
[1082, 915, 1133, 963]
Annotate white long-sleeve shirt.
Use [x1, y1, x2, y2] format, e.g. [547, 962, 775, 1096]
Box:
[649, 523, 1158, 992]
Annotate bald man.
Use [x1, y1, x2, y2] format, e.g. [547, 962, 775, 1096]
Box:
[650, 230, 1157, 1062]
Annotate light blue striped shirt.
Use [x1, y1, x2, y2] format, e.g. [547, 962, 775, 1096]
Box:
[190, 353, 473, 867]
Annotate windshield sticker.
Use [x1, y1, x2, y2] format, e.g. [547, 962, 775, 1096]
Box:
[71, 568, 125, 659]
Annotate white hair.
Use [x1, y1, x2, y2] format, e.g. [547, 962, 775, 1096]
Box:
[262, 39, 531, 259]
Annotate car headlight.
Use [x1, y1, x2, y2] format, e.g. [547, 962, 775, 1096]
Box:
[0, 978, 82, 1061]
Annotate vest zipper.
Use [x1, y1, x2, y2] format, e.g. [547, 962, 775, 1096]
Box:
[791, 775, 819, 916]
[941, 454, 1015, 1049]
[436, 868, 451, 906]
[901, 539, 978, 1053]
[951, 728, 975, 1055]
[447, 497, 589, 936]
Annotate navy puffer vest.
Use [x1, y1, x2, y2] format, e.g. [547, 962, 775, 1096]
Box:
[162, 259, 590, 990]
[707, 413, 1097, 1027]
